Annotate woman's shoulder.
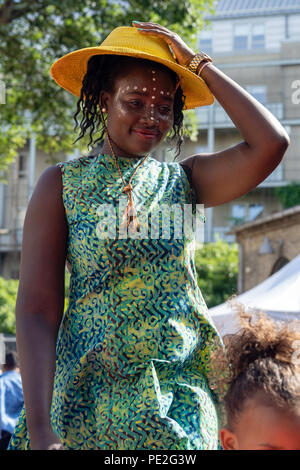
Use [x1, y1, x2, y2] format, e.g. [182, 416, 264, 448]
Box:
[157, 158, 193, 188]
[56, 154, 95, 174]
[153, 157, 187, 175]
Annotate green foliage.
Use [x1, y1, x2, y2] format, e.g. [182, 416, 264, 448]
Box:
[0, 0, 214, 179]
[183, 109, 201, 142]
[0, 271, 71, 335]
[194, 238, 239, 309]
[274, 182, 300, 209]
[0, 277, 18, 334]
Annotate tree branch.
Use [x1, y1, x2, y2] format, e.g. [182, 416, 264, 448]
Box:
[0, 0, 46, 25]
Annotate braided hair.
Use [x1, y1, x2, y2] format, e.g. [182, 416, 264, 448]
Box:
[211, 297, 300, 430]
[72, 55, 185, 159]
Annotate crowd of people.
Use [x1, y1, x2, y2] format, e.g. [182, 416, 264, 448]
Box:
[0, 352, 24, 450]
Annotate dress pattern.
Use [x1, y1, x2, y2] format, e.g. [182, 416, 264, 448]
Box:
[8, 153, 223, 450]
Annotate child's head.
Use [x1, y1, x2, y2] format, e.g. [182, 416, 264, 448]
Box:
[213, 300, 300, 450]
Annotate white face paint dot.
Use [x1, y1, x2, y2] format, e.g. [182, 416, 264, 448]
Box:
[160, 91, 164, 95]
[152, 77, 156, 81]
[134, 86, 138, 90]
[166, 92, 170, 95]
[152, 96, 155, 99]
[126, 86, 129, 90]
[152, 70, 156, 74]
[142, 87, 147, 91]
[151, 104, 154, 107]
[153, 87, 156, 91]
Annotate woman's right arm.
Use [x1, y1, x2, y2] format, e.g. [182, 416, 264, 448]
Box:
[15, 165, 68, 450]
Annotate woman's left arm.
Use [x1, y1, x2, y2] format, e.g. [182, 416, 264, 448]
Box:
[181, 63, 290, 207]
[134, 21, 290, 207]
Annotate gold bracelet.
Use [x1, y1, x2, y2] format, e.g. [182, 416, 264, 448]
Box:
[197, 61, 211, 77]
[187, 52, 212, 73]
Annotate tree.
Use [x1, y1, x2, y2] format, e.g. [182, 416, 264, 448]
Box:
[0, 276, 18, 334]
[194, 238, 239, 309]
[0, 0, 214, 180]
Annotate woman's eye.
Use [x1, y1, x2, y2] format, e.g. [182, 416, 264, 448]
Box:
[159, 106, 171, 114]
[129, 100, 142, 107]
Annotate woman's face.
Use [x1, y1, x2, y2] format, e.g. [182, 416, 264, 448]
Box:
[101, 62, 176, 157]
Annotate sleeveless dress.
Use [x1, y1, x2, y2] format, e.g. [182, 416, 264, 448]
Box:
[8, 153, 223, 450]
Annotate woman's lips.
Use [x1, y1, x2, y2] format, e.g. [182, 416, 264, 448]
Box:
[132, 129, 160, 140]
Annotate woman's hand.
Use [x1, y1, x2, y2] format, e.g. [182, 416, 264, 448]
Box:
[132, 21, 196, 67]
[30, 427, 64, 450]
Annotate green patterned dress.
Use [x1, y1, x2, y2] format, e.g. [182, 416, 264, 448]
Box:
[8, 153, 223, 450]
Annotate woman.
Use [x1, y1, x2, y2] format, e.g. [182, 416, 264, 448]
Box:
[8, 22, 289, 450]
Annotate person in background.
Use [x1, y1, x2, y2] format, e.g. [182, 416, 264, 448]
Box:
[0, 352, 24, 450]
[212, 300, 300, 450]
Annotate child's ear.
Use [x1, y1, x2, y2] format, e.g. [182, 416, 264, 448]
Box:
[220, 427, 239, 450]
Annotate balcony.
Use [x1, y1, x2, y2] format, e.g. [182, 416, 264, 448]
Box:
[196, 102, 284, 128]
[0, 228, 23, 252]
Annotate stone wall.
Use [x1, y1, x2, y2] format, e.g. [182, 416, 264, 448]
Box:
[233, 207, 300, 292]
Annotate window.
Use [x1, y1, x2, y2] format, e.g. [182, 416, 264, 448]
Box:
[18, 154, 26, 178]
[246, 85, 266, 104]
[0, 183, 6, 228]
[198, 30, 212, 55]
[231, 203, 264, 225]
[233, 24, 249, 51]
[199, 38, 212, 54]
[248, 203, 264, 221]
[233, 22, 265, 52]
[252, 24, 265, 50]
[231, 204, 246, 225]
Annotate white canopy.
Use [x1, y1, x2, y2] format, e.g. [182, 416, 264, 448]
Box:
[208, 254, 300, 336]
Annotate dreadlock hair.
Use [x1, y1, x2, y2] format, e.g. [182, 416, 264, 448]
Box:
[211, 296, 300, 431]
[72, 55, 186, 160]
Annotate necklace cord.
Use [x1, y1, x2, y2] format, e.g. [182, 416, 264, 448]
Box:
[100, 109, 151, 232]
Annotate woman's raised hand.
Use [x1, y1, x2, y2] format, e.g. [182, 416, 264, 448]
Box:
[132, 21, 196, 67]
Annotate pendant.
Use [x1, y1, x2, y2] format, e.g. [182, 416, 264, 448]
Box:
[121, 184, 140, 233]
[122, 183, 133, 194]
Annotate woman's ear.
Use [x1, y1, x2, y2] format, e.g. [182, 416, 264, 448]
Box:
[100, 91, 110, 113]
[219, 427, 239, 450]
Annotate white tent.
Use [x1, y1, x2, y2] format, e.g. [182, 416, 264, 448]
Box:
[208, 254, 300, 336]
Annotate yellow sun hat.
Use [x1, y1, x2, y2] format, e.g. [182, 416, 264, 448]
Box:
[49, 26, 214, 110]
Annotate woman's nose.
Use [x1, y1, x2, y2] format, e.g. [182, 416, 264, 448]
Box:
[140, 105, 159, 125]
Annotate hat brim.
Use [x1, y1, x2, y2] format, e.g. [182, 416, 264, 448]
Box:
[50, 46, 214, 110]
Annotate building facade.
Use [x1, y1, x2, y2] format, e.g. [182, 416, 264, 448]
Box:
[228, 204, 300, 293]
[173, 0, 300, 243]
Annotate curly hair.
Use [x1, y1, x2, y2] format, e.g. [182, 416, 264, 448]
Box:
[72, 55, 186, 159]
[212, 296, 300, 430]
